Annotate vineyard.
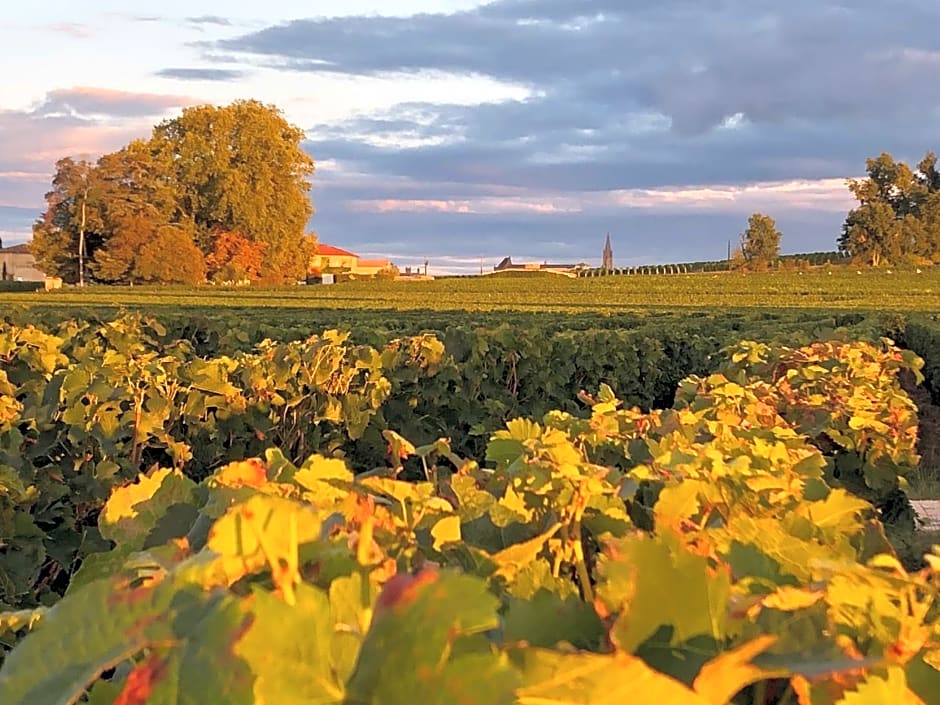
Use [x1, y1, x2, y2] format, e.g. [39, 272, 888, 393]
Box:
[0, 311, 938, 703]
[4, 268, 940, 313]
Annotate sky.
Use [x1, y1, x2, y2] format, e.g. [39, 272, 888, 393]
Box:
[1, 1, 938, 274]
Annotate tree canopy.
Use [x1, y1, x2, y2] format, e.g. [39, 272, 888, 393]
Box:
[740, 212, 782, 268]
[30, 101, 315, 285]
[839, 151, 940, 266]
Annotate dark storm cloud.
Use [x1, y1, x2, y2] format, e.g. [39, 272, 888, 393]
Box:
[303, 101, 931, 192]
[217, 0, 940, 135]
[155, 67, 245, 81]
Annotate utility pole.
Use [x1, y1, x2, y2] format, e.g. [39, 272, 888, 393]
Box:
[74, 157, 92, 288]
[78, 186, 87, 288]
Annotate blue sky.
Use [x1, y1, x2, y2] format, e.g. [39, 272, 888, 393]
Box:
[1, 1, 938, 273]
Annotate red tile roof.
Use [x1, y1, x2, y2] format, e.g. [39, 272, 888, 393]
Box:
[316, 244, 357, 257]
[0, 243, 31, 254]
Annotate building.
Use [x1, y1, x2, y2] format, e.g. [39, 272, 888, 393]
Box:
[0, 242, 45, 282]
[309, 244, 393, 277]
[491, 256, 590, 277]
[602, 233, 614, 272]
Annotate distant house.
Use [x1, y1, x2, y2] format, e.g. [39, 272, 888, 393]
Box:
[491, 256, 590, 277]
[0, 243, 45, 282]
[309, 244, 393, 277]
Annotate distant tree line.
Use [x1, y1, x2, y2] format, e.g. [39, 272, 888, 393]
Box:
[732, 149, 940, 270]
[838, 151, 940, 266]
[31, 100, 316, 285]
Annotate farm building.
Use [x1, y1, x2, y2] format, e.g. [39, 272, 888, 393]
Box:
[0, 242, 45, 282]
[309, 244, 393, 277]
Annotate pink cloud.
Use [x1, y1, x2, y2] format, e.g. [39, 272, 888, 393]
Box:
[38, 86, 199, 119]
[607, 178, 856, 213]
[0, 87, 203, 208]
[349, 197, 581, 215]
[343, 178, 857, 217]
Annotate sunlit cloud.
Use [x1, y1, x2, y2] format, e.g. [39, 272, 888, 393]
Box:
[607, 178, 856, 213]
[342, 178, 856, 216]
[349, 197, 581, 215]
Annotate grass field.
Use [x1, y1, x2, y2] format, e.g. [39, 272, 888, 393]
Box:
[2, 268, 940, 314]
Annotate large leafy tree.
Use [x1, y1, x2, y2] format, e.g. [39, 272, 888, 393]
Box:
[740, 213, 782, 269]
[205, 231, 267, 283]
[30, 158, 105, 284]
[31, 100, 316, 285]
[840, 150, 940, 265]
[135, 225, 206, 285]
[840, 201, 903, 267]
[151, 100, 315, 283]
[95, 140, 178, 225]
[92, 213, 205, 285]
[91, 140, 185, 282]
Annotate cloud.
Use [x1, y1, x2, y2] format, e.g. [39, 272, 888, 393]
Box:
[11, 2, 937, 264]
[0, 88, 198, 208]
[155, 67, 246, 81]
[215, 0, 940, 184]
[186, 15, 232, 27]
[0, 111, 137, 175]
[348, 196, 580, 215]
[35, 87, 198, 119]
[344, 178, 855, 216]
[214, 0, 940, 133]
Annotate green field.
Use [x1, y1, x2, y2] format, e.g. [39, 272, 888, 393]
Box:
[3, 271, 940, 701]
[3, 269, 940, 314]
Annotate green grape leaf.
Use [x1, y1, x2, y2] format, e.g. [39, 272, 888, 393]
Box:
[0, 576, 250, 705]
[293, 454, 355, 503]
[329, 572, 378, 685]
[346, 568, 517, 705]
[234, 584, 345, 704]
[514, 648, 711, 704]
[430, 515, 461, 551]
[490, 522, 561, 581]
[598, 533, 730, 653]
[205, 495, 322, 586]
[692, 636, 784, 704]
[503, 590, 604, 649]
[99, 468, 197, 550]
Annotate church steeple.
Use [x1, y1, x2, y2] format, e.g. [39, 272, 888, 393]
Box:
[602, 233, 613, 273]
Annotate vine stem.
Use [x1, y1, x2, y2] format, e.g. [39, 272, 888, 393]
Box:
[571, 518, 594, 603]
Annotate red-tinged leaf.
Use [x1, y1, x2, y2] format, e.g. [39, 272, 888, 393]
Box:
[114, 654, 168, 705]
[374, 567, 440, 614]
